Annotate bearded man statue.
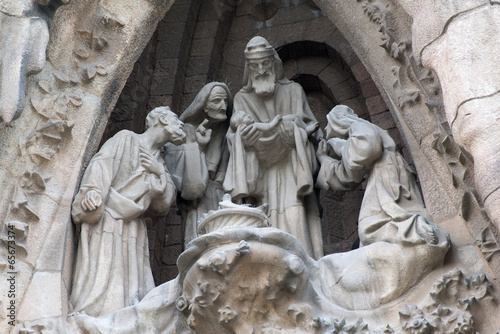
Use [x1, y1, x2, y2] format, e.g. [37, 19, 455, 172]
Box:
[223, 36, 323, 259]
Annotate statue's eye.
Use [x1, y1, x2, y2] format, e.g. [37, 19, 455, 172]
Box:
[249, 63, 258, 69]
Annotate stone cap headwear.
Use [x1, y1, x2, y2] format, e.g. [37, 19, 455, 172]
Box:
[244, 36, 275, 60]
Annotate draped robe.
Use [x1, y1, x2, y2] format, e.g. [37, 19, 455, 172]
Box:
[316, 120, 433, 246]
[164, 122, 229, 245]
[70, 130, 176, 317]
[224, 82, 323, 259]
[315, 118, 450, 308]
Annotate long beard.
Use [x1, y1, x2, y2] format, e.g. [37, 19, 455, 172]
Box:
[251, 73, 276, 97]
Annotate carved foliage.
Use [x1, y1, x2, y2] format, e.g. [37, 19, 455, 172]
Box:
[432, 122, 500, 260]
[26, 68, 82, 165]
[358, 0, 443, 112]
[476, 227, 500, 261]
[431, 122, 473, 189]
[313, 317, 369, 334]
[399, 268, 494, 333]
[72, 7, 124, 83]
[0, 170, 51, 256]
[180, 240, 341, 334]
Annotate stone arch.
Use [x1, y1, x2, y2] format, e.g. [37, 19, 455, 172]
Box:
[3, 2, 500, 331]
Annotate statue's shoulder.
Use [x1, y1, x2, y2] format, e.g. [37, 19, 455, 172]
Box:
[234, 88, 249, 97]
[112, 129, 137, 139]
[104, 130, 138, 147]
[233, 88, 252, 104]
[287, 81, 306, 92]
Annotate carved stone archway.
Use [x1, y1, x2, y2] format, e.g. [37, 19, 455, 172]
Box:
[1, 0, 500, 333]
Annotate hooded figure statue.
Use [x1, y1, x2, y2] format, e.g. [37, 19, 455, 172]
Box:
[164, 82, 233, 245]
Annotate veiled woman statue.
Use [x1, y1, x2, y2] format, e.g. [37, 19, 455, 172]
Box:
[164, 82, 233, 246]
[315, 105, 450, 308]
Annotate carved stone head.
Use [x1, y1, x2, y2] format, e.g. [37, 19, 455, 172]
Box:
[146, 106, 186, 145]
[230, 110, 255, 131]
[180, 82, 233, 126]
[241, 36, 290, 95]
[204, 85, 228, 122]
[325, 105, 360, 139]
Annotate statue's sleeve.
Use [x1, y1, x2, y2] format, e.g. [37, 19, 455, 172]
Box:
[294, 84, 323, 139]
[316, 122, 383, 191]
[71, 133, 127, 224]
[223, 128, 250, 199]
[164, 140, 209, 201]
[147, 171, 177, 216]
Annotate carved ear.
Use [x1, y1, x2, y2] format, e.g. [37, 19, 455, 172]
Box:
[159, 114, 169, 125]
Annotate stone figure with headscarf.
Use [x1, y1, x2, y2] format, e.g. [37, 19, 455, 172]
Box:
[316, 105, 449, 247]
[223, 36, 323, 259]
[313, 105, 450, 307]
[164, 82, 232, 246]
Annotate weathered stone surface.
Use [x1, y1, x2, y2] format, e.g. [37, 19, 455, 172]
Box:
[397, 0, 489, 62]
[2, 1, 500, 333]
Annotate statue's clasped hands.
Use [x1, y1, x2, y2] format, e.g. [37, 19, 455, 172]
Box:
[316, 140, 330, 164]
[317, 138, 345, 163]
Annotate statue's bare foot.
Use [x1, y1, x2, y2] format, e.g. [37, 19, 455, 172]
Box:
[415, 216, 438, 244]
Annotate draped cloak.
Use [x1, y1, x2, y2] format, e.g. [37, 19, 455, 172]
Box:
[316, 117, 443, 246]
[70, 130, 176, 317]
[164, 121, 229, 245]
[224, 82, 323, 259]
[314, 112, 450, 307]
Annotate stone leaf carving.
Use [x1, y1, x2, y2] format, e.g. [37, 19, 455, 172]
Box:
[359, 0, 443, 113]
[31, 88, 82, 121]
[431, 122, 473, 189]
[398, 268, 494, 334]
[9, 188, 39, 223]
[1, 221, 29, 256]
[71, 7, 123, 84]
[0, 170, 51, 258]
[24, 120, 75, 164]
[313, 317, 369, 334]
[181, 238, 318, 334]
[431, 122, 499, 262]
[0, 0, 71, 123]
[476, 227, 500, 261]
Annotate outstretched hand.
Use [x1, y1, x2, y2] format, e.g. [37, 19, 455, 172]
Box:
[81, 190, 102, 211]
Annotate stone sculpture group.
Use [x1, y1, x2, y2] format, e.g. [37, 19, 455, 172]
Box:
[69, 36, 451, 332]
